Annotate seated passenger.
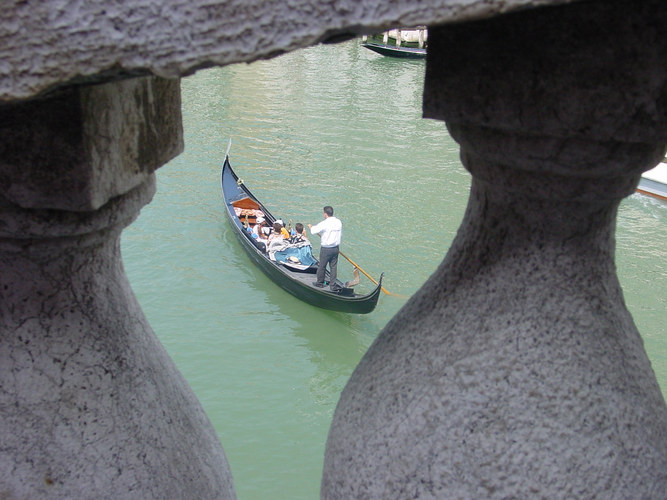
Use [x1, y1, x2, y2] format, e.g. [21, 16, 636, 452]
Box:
[252, 217, 266, 238]
[275, 219, 290, 239]
[252, 218, 270, 251]
[268, 222, 282, 241]
[267, 222, 289, 253]
[273, 223, 317, 267]
[290, 223, 310, 245]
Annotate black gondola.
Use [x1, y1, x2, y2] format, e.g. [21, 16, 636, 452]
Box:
[361, 41, 426, 59]
[361, 28, 427, 59]
[221, 149, 383, 314]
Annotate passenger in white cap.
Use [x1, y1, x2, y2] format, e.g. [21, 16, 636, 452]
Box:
[252, 216, 266, 238]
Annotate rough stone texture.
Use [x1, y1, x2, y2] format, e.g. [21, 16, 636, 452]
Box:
[0, 0, 579, 102]
[423, 1, 667, 146]
[0, 77, 183, 211]
[322, 1, 667, 498]
[0, 79, 235, 498]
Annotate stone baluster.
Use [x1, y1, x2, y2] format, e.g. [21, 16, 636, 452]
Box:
[323, 1, 667, 498]
[0, 77, 235, 498]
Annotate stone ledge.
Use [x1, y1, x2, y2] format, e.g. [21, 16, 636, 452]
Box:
[1, 0, 577, 102]
[0, 77, 181, 211]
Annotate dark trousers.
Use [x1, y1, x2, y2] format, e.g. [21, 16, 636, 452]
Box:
[317, 246, 339, 286]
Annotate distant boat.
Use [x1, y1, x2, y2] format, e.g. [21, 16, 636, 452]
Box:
[637, 161, 667, 201]
[221, 146, 384, 314]
[361, 28, 427, 59]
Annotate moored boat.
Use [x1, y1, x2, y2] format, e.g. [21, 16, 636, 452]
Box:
[220, 147, 383, 314]
[637, 161, 667, 201]
[361, 27, 427, 59]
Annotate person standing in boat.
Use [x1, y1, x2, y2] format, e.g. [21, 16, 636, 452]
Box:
[308, 206, 342, 289]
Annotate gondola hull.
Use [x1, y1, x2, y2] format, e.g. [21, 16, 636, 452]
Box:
[361, 41, 426, 59]
[221, 155, 383, 314]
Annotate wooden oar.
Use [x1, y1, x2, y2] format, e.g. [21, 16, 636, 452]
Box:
[340, 251, 405, 297]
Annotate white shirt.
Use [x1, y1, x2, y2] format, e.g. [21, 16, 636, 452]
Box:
[310, 216, 342, 247]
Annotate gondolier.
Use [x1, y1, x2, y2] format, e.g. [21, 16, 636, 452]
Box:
[308, 206, 342, 290]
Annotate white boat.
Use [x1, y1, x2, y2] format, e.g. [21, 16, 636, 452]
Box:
[637, 161, 667, 201]
[361, 28, 427, 59]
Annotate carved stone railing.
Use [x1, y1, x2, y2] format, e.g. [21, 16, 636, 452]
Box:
[322, 1, 667, 497]
[0, 78, 235, 498]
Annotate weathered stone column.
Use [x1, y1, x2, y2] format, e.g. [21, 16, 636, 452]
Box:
[0, 78, 235, 498]
[323, 1, 667, 498]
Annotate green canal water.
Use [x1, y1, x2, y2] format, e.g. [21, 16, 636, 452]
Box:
[122, 40, 666, 499]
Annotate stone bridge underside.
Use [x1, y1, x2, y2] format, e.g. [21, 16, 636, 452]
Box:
[1, 0, 666, 498]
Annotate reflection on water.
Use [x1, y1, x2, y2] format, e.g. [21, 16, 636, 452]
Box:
[122, 40, 666, 500]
